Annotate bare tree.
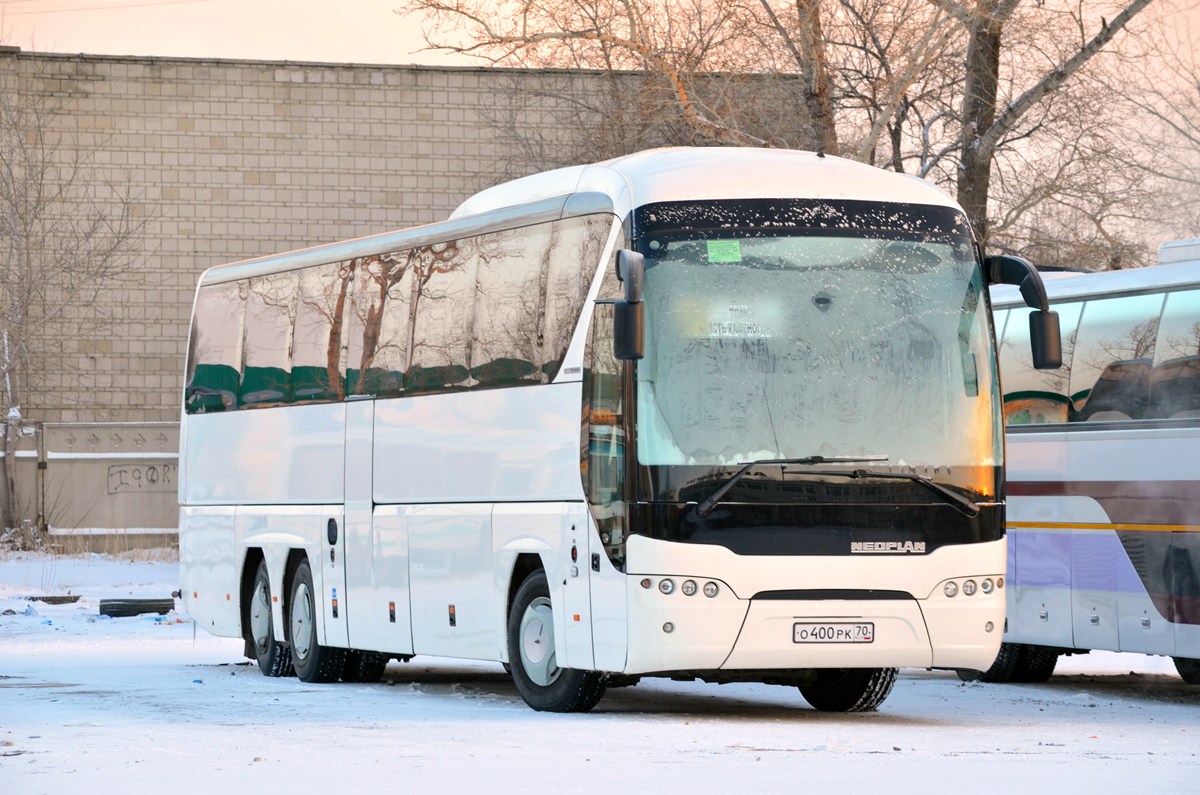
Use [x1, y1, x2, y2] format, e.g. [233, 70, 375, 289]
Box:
[0, 56, 148, 547]
[944, 0, 1155, 247]
[400, 0, 1175, 266]
[401, 0, 841, 150]
[1093, 7, 1200, 244]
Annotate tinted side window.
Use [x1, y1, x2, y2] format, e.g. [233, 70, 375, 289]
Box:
[241, 272, 297, 407]
[383, 240, 472, 395]
[345, 255, 409, 398]
[185, 282, 245, 414]
[293, 262, 349, 402]
[543, 215, 611, 379]
[1150, 289, 1200, 419]
[368, 251, 417, 399]
[999, 301, 1082, 425]
[470, 215, 609, 388]
[471, 227, 548, 388]
[1069, 293, 1164, 422]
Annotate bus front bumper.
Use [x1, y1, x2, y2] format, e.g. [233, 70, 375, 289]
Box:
[622, 576, 1005, 674]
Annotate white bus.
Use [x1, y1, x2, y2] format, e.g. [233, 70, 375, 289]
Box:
[179, 147, 1058, 712]
[988, 252, 1200, 684]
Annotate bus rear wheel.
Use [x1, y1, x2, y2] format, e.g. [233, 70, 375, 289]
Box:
[250, 560, 294, 677]
[342, 650, 390, 683]
[288, 558, 347, 683]
[507, 570, 606, 712]
[1014, 645, 1059, 683]
[957, 641, 1025, 683]
[798, 667, 897, 712]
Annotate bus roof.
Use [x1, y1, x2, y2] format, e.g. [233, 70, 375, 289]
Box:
[990, 259, 1200, 308]
[450, 146, 959, 220]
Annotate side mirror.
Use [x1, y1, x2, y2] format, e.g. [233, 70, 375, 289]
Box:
[985, 253, 1062, 370]
[1029, 310, 1062, 370]
[611, 249, 645, 360]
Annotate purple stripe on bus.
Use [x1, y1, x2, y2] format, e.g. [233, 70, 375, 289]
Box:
[1008, 529, 1143, 593]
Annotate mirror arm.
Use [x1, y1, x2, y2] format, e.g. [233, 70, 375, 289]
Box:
[985, 254, 1050, 312]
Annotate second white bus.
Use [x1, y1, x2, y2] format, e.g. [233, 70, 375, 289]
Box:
[987, 254, 1200, 684]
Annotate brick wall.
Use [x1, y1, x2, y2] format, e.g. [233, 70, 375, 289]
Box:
[3, 50, 568, 423]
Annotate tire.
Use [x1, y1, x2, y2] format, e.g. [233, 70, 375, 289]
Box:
[98, 598, 175, 617]
[249, 560, 294, 678]
[1013, 645, 1059, 683]
[798, 667, 898, 712]
[969, 642, 1027, 684]
[287, 559, 347, 683]
[1174, 656, 1200, 685]
[507, 570, 606, 712]
[342, 649, 390, 683]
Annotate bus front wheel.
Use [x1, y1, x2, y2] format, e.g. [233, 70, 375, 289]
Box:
[799, 667, 897, 712]
[1174, 656, 1200, 685]
[250, 560, 294, 677]
[507, 570, 606, 712]
[287, 558, 347, 683]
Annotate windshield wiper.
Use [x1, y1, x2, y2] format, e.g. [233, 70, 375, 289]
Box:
[692, 456, 889, 518]
[781, 468, 980, 517]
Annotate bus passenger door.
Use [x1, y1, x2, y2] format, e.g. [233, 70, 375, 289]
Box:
[333, 396, 373, 651]
[343, 397, 414, 655]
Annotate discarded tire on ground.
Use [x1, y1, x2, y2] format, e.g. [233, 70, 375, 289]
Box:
[98, 598, 176, 617]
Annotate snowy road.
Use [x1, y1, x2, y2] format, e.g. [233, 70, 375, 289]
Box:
[2, 554, 1197, 794]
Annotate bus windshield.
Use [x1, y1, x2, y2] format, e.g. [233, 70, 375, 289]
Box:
[632, 200, 1001, 494]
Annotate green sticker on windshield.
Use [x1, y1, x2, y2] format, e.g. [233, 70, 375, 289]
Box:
[707, 240, 742, 263]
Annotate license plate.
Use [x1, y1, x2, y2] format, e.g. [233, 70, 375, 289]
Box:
[793, 622, 875, 643]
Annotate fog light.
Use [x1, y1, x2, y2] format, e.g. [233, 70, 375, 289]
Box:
[659, 579, 675, 595]
[944, 581, 958, 597]
[985, 621, 995, 633]
[703, 582, 719, 598]
[963, 579, 978, 596]
[981, 578, 994, 595]
[663, 622, 674, 633]
[681, 580, 698, 596]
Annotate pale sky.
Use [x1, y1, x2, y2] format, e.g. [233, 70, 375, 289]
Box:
[2, 0, 1197, 68]
[0, 0, 474, 66]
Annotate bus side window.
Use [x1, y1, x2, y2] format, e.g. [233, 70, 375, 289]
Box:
[471, 214, 610, 388]
[999, 301, 1082, 425]
[241, 272, 298, 407]
[346, 253, 410, 399]
[1150, 289, 1200, 419]
[471, 225, 550, 388]
[184, 281, 245, 415]
[293, 262, 350, 402]
[542, 215, 612, 381]
[1069, 293, 1164, 423]
[405, 242, 475, 395]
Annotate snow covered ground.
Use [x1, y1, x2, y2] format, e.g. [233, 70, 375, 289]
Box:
[2, 552, 1197, 794]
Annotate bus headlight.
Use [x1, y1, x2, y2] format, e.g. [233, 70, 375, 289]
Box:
[944, 581, 959, 598]
[703, 582, 719, 598]
[981, 578, 994, 595]
[681, 580, 698, 596]
[962, 579, 978, 596]
[658, 579, 675, 595]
